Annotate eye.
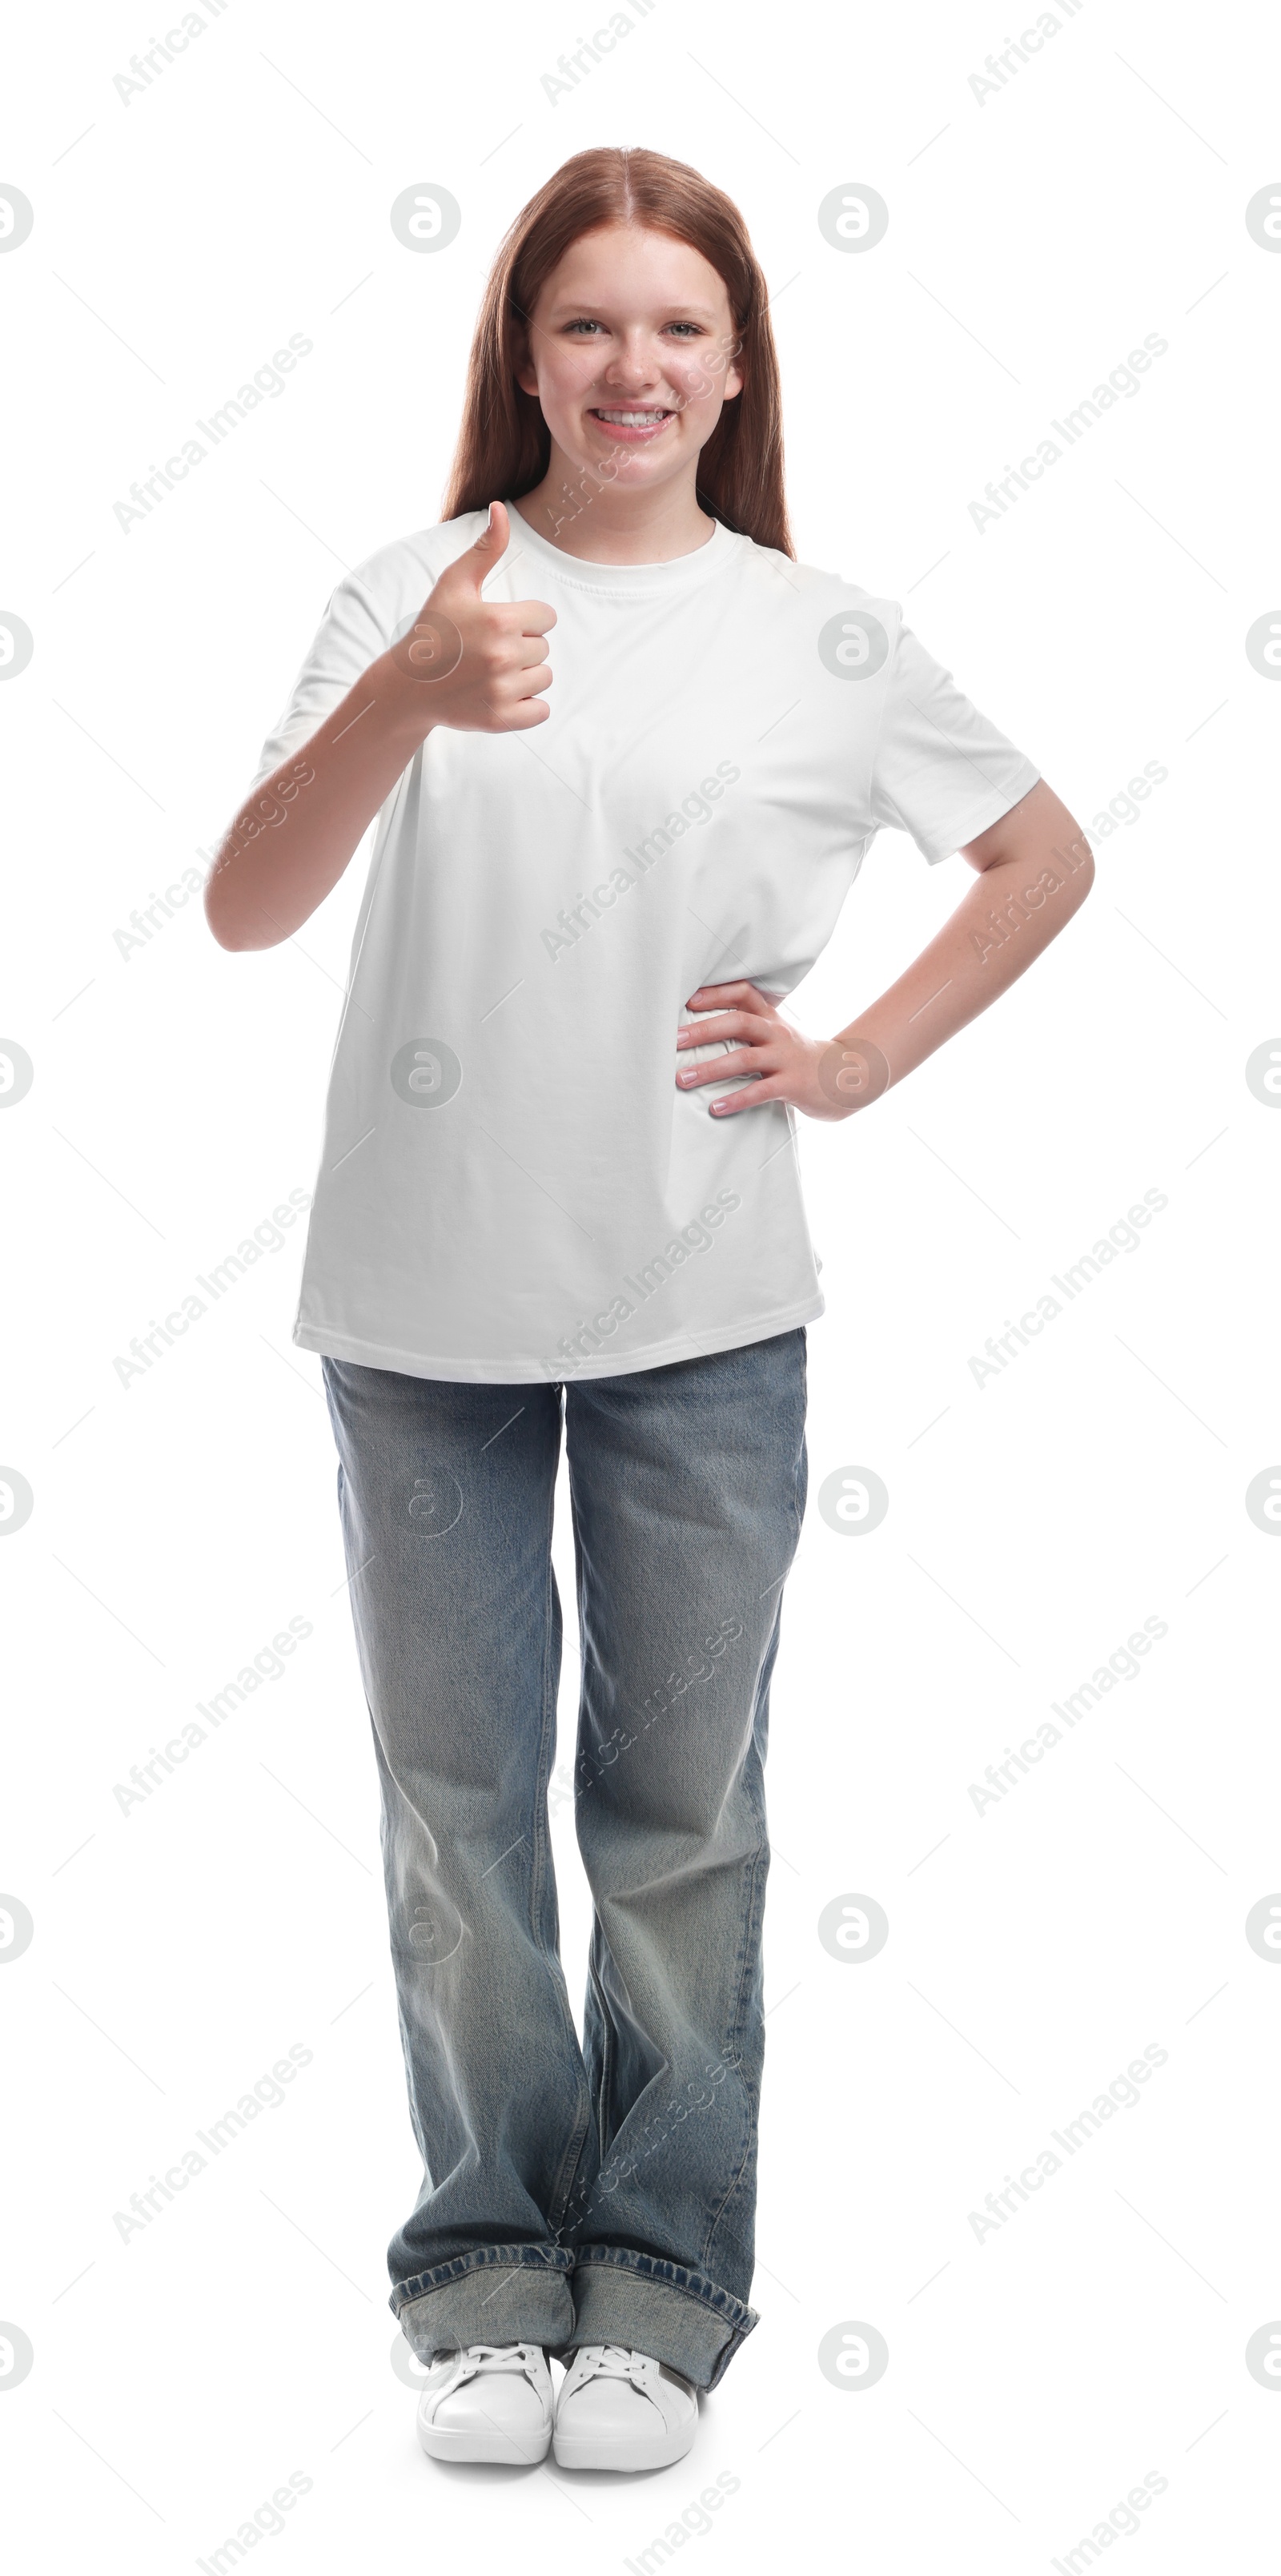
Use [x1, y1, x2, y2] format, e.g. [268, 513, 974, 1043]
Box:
[560, 317, 708, 338]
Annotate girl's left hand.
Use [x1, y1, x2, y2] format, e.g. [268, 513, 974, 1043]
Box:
[675, 981, 889, 1121]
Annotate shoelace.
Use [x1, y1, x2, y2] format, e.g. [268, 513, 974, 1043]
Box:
[459, 2343, 540, 2373]
[565, 2345, 693, 2427]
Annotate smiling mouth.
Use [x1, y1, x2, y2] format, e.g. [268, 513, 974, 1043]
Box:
[588, 407, 675, 430]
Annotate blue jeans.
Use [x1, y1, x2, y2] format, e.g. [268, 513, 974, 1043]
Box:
[321, 1328, 808, 2392]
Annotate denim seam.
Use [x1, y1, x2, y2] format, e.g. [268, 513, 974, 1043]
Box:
[701, 1338, 809, 2277]
[698, 1782, 768, 2277]
[526, 1447, 558, 1951]
[583, 1951, 613, 2165]
[567, 1449, 616, 2166]
[793, 1332, 809, 1537]
[536, 1421, 596, 2236]
[699, 1340, 804, 2277]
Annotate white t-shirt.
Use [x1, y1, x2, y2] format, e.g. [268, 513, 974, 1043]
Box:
[247, 503, 1040, 1384]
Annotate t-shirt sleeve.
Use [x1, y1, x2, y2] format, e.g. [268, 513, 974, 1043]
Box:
[868, 616, 1042, 865]
[244, 571, 392, 794]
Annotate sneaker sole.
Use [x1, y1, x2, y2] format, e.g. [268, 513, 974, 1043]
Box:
[552, 2416, 698, 2473]
[417, 2416, 552, 2466]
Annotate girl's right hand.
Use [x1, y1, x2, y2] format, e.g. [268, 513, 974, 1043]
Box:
[388, 500, 556, 731]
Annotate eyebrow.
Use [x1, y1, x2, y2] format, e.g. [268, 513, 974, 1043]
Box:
[544, 299, 721, 320]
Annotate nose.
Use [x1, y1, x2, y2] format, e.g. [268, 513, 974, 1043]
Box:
[599, 333, 664, 390]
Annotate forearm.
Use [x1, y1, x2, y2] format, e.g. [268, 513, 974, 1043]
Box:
[677, 784, 1094, 1122]
[204, 653, 432, 951]
[206, 508, 555, 954]
[834, 786, 1094, 1091]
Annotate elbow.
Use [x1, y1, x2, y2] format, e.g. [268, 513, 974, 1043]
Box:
[202, 848, 241, 950]
[203, 890, 247, 951]
[1068, 850, 1095, 912]
[1064, 826, 1095, 910]
[203, 866, 280, 952]
[1036, 805, 1094, 919]
[203, 898, 272, 953]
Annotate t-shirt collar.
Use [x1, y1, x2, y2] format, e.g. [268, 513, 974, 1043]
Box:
[499, 499, 740, 599]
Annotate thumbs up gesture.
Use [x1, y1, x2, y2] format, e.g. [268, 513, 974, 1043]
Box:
[389, 500, 556, 732]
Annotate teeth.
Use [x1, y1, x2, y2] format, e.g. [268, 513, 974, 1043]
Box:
[594, 410, 670, 426]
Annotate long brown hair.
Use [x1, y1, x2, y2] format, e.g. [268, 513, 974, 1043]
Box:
[440, 147, 793, 558]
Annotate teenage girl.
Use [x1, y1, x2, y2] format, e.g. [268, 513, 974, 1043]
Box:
[206, 146, 1091, 2474]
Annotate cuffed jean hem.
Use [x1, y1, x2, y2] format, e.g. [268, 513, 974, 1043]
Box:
[392, 2244, 576, 2363]
[552, 2250, 759, 2393]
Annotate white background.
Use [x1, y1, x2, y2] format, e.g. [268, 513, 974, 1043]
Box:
[2, 0, 1280, 2566]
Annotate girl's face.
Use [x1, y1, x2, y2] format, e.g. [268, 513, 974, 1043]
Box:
[515, 223, 745, 495]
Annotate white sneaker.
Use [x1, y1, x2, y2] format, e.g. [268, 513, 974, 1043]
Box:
[552, 2344, 700, 2472]
[416, 2341, 553, 2465]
